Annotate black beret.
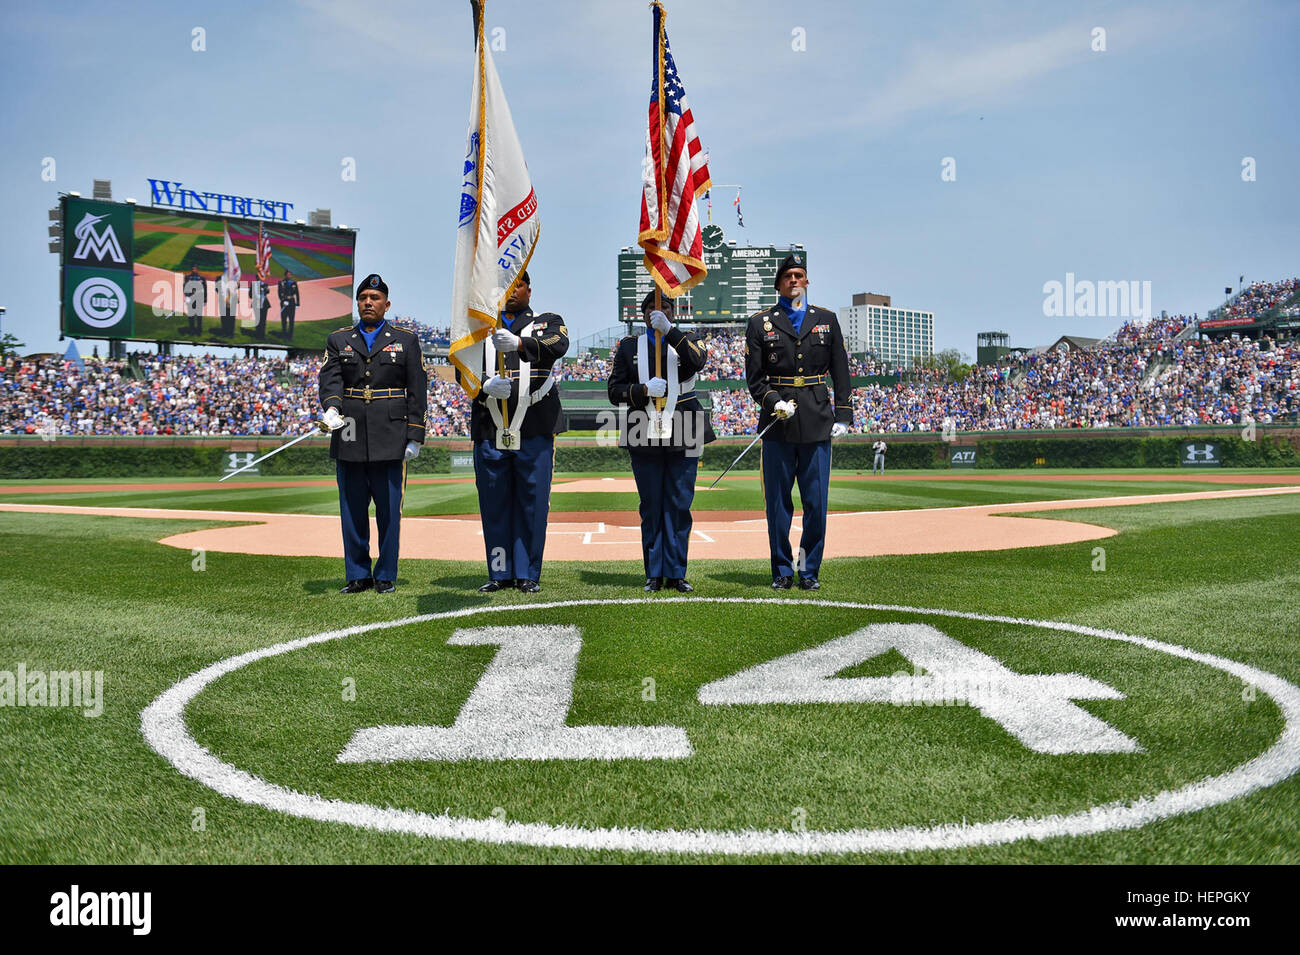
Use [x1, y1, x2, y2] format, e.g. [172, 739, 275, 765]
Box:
[356, 273, 388, 299]
[640, 290, 676, 314]
[773, 252, 807, 290]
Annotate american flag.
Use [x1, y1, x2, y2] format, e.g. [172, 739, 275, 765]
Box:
[256, 223, 271, 280]
[638, 2, 711, 297]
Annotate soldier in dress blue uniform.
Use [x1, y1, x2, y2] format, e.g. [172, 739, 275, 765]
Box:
[253, 275, 272, 339]
[460, 270, 569, 594]
[182, 266, 206, 337]
[745, 253, 852, 590]
[215, 273, 238, 338]
[278, 271, 300, 339]
[608, 291, 713, 592]
[318, 273, 428, 594]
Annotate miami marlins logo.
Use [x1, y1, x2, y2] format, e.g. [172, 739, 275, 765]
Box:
[72, 212, 126, 264]
[458, 132, 480, 227]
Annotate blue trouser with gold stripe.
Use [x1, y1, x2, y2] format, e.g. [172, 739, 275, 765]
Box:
[629, 451, 698, 580]
[761, 438, 831, 580]
[474, 435, 554, 582]
[336, 458, 405, 582]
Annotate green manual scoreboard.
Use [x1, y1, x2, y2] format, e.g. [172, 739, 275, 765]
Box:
[617, 225, 805, 327]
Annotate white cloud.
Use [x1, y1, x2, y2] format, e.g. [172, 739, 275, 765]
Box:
[845, 11, 1164, 130]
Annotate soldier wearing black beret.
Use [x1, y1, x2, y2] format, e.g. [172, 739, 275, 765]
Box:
[608, 291, 714, 592]
[318, 273, 429, 594]
[278, 270, 300, 339]
[745, 252, 852, 590]
[459, 270, 569, 594]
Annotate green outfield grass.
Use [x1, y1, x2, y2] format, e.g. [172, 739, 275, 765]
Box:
[0, 468, 1295, 517]
[0, 475, 1297, 863]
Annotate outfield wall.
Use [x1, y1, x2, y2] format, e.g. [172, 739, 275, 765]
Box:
[1, 427, 1297, 477]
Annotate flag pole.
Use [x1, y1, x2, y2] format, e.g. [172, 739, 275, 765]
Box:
[470, 0, 510, 435]
[650, 3, 664, 413]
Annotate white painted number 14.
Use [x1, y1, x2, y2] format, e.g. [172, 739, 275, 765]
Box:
[338, 622, 1139, 764]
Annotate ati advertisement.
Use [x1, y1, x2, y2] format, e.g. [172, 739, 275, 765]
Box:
[61, 196, 357, 350]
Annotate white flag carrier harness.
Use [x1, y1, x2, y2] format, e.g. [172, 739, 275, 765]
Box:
[484, 319, 556, 451]
[637, 332, 696, 441]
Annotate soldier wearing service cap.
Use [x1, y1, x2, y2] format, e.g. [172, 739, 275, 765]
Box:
[745, 252, 852, 590]
[318, 273, 428, 594]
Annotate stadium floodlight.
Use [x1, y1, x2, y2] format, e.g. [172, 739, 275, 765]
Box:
[68, 191, 80, 197]
[124, 198, 136, 205]
[48, 224, 60, 237]
[338, 224, 348, 230]
[295, 219, 306, 225]
[48, 208, 60, 221]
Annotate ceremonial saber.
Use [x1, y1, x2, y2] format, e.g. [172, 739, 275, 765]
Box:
[706, 418, 780, 490]
[219, 424, 325, 482]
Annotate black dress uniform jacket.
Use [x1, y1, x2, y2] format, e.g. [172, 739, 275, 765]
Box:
[459, 307, 569, 442]
[278, 277, 299, 311]
[319, 322, 429, 462]
[745, 302, 853, 443]
[608, 326, 716, 454]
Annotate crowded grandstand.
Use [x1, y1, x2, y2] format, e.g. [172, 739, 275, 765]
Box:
[4, 279, 1298, 438]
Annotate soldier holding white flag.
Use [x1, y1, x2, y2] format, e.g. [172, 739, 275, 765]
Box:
[449, 2, 557, 593]
[463, 271, 568, 593]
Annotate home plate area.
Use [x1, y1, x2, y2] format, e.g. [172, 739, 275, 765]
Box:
[5, 485, 1297, 562]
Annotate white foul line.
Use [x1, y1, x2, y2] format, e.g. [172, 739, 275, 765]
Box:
[141, 599, 1300, 857]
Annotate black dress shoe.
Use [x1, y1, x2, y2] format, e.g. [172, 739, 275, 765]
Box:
[517, 579, 542, 593]
[771, 576, 793, 590]
[644, 577, 663, 592]
[666, 578, 694, 593]
[375, 579, 395, 594]
[798, 576, 820, 591]
[339, 579, 374, 594]
[478, 579, 513, 593]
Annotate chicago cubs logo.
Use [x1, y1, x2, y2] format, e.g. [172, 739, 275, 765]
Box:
[71, 277, 127, 328]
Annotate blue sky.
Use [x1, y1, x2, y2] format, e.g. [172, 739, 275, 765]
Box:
[1, 0, 1297, 358]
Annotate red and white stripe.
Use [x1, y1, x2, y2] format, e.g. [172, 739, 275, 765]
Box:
[257, 224, 271, 279]
[638, 4, 711, 297]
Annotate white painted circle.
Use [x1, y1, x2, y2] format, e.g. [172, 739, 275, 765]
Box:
[72, 276, 127, 328]
[141, 599, 1300, 856]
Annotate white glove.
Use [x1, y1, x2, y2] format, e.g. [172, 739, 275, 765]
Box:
[646, 377, 668, 399]
[649, 310, 672, 334]
[492, 328, 521, 353]
[482, 375, 512, 399]
[322, 407, 345, 431]
[773, 399, 797, 420]
[404, 441, 420, 461]
[831, 422, 849, 438]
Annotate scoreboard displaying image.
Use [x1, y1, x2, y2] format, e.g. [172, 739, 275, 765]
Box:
[618, 224, 805, 326]
[58, 195, 357, 351]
